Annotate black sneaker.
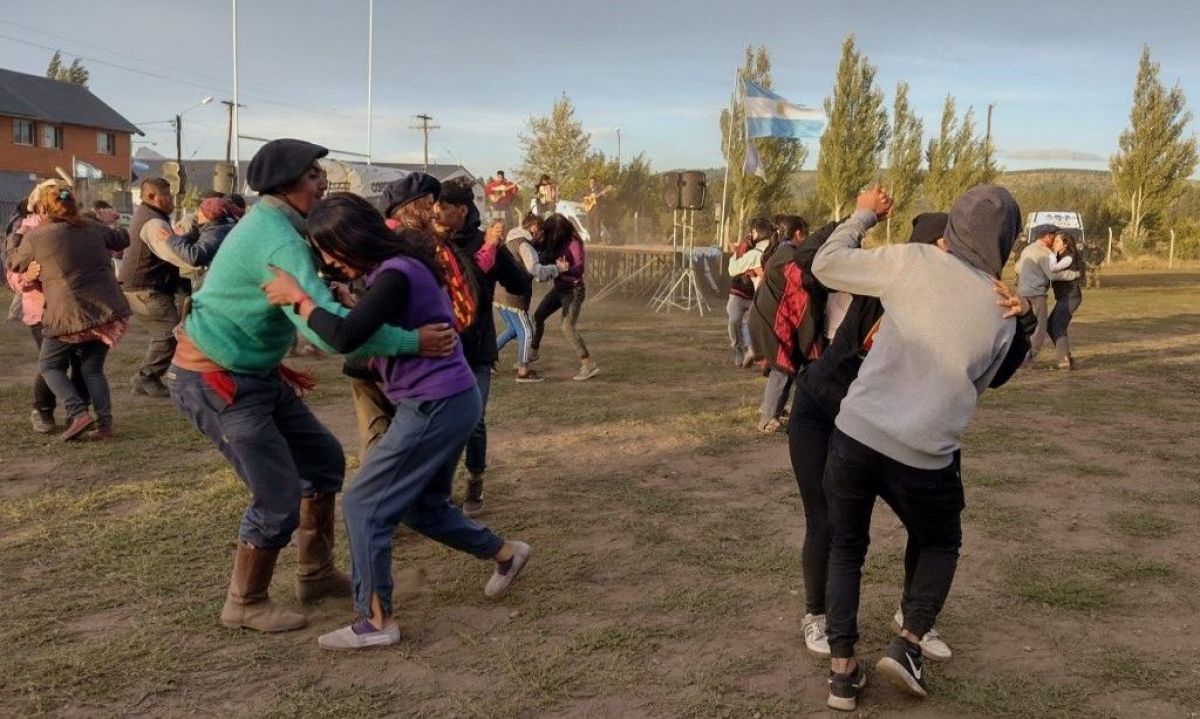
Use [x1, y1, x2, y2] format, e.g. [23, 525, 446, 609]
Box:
[827, 659, 867, 712]
[463, 475, 484, 517]
[876, 636, 928, 698]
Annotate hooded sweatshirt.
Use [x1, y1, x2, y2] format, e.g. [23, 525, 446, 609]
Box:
[811, 185, 1020, 470]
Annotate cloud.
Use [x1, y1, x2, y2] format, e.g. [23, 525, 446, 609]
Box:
[1003, 148, 1107, 162]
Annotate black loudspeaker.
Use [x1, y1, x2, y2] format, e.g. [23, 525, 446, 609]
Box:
[662, 171, 682, 210]
[680, 171, 707, 210]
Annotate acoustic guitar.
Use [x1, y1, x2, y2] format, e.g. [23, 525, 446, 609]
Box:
[581, 185, 614, 212]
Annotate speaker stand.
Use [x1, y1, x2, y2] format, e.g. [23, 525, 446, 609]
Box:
[650, 209, 711, 316]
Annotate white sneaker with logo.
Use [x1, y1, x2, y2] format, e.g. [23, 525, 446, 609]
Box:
[894, 609, 952, 661]
[802, 613, 831, 657]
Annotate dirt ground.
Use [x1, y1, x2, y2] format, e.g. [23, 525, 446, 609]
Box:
[2, 271, 1200, 718]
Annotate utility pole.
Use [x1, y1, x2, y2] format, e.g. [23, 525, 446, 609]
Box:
[173, 114, 187, 213]
[410, 114, 439, 171]
[985, 102, 995, 143]
[615, 127, 622, 168]
[221, 100, 247, 163]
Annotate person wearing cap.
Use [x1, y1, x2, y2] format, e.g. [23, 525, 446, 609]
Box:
[340, 171, 460, 458]
[495, 216, 569, 383]
[156, 196, 244, 292]
[1016, 224, 1073, 365]
[166, 138, 457, 634]
[434, 178, 532, 517]
[810, 185, 1032, 710]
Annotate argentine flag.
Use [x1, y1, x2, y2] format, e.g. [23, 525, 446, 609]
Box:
[744, 80, 825, 139]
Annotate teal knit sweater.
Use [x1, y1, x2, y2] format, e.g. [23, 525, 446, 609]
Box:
[183, 197, 418, 373]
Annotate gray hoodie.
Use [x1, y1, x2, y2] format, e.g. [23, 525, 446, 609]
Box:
[812, 186, 1020, 470]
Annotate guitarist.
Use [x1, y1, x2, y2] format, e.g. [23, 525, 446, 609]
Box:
[582, 177, 611, 243]
[484, 170, 519, 223]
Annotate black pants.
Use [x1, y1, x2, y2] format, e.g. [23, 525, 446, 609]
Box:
[788, 388, 920, 617]
[31, 324, 88, 413]
[824, 428, 963, 659]
[1048, 292, 1082, 364]
[531, 285, 589, 359]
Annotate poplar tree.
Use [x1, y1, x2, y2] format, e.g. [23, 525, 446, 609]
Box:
[816, 35, 889, 219]
[719, 45, 807, 243]
[519, 94, 591, 200]
[924, 95, 997, 210]
[46, 50, 89, 86]
[884, 82, 923, 242]
[1110, 45, 1198, 250]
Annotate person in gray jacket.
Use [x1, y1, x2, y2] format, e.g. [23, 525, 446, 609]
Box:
[495, 215, 568, 383]
[811, 185, 1028, 711]
[1016, 224, 1077, 365]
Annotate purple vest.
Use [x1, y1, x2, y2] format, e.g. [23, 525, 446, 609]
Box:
[367, 256, 477, 403]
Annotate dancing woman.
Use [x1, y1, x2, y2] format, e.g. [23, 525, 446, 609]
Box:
[529, 214, 599, 381]
[261, 193, 531, 651]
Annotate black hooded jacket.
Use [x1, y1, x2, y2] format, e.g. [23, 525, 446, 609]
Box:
[450, 203, 532, 367]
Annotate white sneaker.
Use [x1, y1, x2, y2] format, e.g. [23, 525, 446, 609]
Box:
[572, 361, 600, 381]
[894, 609, 952, 661]
[318, 619, 401, 651]
[802, 613, 831, 657]
[485, 541, 531, 598]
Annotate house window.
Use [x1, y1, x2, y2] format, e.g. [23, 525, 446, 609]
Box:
[97, 132, 116, 155]
[40, 124, 63, 150]
[13, 118, 34, 146]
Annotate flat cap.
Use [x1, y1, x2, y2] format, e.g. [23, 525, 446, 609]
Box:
[381, 173, 442, 216]
[247, 139, 328, 194]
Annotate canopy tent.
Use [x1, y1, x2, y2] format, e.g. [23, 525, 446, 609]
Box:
[319, 159, 409, 200]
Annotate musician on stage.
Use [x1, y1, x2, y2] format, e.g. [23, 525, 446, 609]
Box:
[484, 171, 519, 224]
[582, 177, 610, 243]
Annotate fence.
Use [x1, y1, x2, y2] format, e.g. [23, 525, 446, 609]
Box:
[586, 244, 728, 303]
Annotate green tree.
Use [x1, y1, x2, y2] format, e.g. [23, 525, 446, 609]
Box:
[816, 35, 889, 220]
[1109, 45, 1198, 252]
[518, 94, 591, 202]
[884, 82, 923, 242]
[719, 45, 807, 245]
[924, 95, 997, 210]
[46, 50, 89, 86]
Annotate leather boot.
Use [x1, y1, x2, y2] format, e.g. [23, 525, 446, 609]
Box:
[220, 541, 307, 632]
[295, 492, 352, 604]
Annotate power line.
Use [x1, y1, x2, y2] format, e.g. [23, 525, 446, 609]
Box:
[0, 32, 403, 129]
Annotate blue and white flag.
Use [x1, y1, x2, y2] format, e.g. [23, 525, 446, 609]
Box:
[743, 139, 766, 179]
[75, 160, 104, 179]
[743, 80, 825, 139]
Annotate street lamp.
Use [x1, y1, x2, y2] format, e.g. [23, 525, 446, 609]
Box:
[172, 97, 214, 210]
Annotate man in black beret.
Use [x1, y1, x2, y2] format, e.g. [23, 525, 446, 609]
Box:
[167, 138, 457, 633]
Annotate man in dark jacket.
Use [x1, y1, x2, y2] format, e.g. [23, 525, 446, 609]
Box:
[119, 178, 196, 397]
[434, 179, 532, 516]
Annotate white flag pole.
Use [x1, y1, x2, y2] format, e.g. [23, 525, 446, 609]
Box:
[718, 66, 739, 249]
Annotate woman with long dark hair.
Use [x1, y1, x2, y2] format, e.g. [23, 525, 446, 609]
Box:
[10, 182, 131, 440]
[529, 213, 599, 381]
[1047, 231, 1084, 370]
[261, 193, 531, 651]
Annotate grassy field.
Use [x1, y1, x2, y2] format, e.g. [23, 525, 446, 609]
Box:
[2, 270, 1199, 718]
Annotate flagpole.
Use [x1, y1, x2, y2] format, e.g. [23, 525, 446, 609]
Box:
[718, 65, 739, 249]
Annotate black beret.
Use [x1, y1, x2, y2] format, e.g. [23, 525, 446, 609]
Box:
[908, 212, 949, 245]
[381, 173, 441, 216]
[247, 138, 328, 194]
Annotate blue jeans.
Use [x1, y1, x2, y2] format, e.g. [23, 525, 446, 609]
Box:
[39, 338, 112, 426]
[726, 295, 752, 353]
[465, 364, 491, 475]
[167, 365, 344, 548]
[495, 306, 533, 366]
[341, 387, 501, 617]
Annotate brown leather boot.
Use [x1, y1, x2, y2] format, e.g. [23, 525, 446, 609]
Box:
[220, 541, 307, 632]
[295, 492, 352, 604]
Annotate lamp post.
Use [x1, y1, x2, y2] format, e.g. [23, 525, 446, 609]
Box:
[172, 96, 214, 210]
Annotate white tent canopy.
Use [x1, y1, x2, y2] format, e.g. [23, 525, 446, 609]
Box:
[319, 159, 409, 199]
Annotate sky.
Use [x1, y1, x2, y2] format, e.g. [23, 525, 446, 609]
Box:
[1, 0, 1197, 180]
